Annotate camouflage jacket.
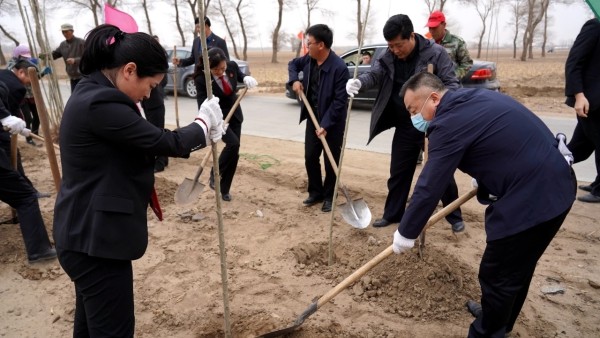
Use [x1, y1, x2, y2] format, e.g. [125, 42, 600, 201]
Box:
[440, 30, 473, 80]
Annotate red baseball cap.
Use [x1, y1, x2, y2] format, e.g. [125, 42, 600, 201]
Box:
[426, 11, 446, 28]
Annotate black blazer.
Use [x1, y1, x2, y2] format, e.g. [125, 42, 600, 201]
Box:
[565, 18, 600, 112]
[194, 61, 245, 124]
[179, 33, 230, 68]
[53, 72, 208, 260]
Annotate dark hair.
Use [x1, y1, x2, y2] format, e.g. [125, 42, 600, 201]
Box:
[400, 72, 445, 97]
[195, 16, 211, 26]
[193, 47, 228, 78]
[79, 24, 168, 77]
[11, 56, 37, 71]
[383, 14, 414, 41]
[305, 24, 333, 49]
[361, 51, 372, 57]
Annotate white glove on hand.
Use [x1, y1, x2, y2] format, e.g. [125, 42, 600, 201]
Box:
[346, 79, 361, 97]
[243, 76, 258, 89]
[1, 116, 26, 135]
[209, 120, 226, 143]
[195, 97, 223, 144]
[392, 230, 415, 254]
[471, 178, 478, 188]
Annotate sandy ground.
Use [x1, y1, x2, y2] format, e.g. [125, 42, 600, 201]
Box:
[1, 49, 599, 337]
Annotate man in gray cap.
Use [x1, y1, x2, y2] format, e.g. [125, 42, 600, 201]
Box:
[41, 23, 85, 92]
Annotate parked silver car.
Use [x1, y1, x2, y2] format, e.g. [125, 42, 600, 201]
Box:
[165, 46, 250, 98]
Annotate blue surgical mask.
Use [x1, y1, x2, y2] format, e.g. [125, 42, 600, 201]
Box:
[411, 113, 429, 133]
[411, 93, 433, 133]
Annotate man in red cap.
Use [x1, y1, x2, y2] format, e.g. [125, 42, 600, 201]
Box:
[427, 10, 473, 80]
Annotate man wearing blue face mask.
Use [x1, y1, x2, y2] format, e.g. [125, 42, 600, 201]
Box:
[346, 14, 465, 232]
[394, 72, 576, 337]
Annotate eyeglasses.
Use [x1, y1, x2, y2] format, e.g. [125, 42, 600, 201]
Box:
[305, 39, 321, 48]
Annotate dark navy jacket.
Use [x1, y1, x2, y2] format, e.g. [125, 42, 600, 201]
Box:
[179, 33, 230, 68]
[288, 51, 349, 133]
[54, 72, 207, 260]
[399, 89, 575, 241]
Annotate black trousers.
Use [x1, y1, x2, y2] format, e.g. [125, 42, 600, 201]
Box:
[70, 78, 82, 93]
[144, 104, 169, 169]
[568, 113, 600, 196]
[468, 207, 571, 338]
[57, 249, 135, 338]
[21, 98, 40, 136]
[211, 119, 242, 195]
[304, 117, 343, 201]
[383, 125, 462, 225]
[0, 146, 51, 257]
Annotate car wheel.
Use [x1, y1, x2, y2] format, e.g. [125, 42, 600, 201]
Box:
[184, 78, 197, 98]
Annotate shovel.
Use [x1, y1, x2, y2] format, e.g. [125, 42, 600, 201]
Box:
[256, 187, 477, 338]
[174, 88, 248, 205]
[298, 91, 371, 229]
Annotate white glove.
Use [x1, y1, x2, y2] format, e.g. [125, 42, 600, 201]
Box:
[1, 116, 26, 135]
[346, 79, 361, 97]
[195, 97, 223, 144]
[556, 133, 574, 165]
[209, 119, 226, 143]
[243, 76, 258, 89]
[392, 230, 415, 254]
[471, 178, 478, 188]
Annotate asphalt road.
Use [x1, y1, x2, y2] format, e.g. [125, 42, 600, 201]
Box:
[53, 82, 595, 183]
[163, 92, 595, 183]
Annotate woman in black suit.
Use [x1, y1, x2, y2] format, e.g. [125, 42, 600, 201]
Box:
[194, 47, 257, 201]
[53, 24, 224, 337]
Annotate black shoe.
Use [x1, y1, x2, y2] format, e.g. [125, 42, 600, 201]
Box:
[222, 193, 232, 201]
[209, 177, 215, 190]
[578, 184, 593, 192]
[373, 218, 393, 228]
[321, 200, 332, 212]
[451, 221, 465, 233]
[303, 195, 323, 206]
[466, 300, 482, 318]
[28, 247, 57, 264]
[577, 193, 600, 203]
[27, 137, 37, 147]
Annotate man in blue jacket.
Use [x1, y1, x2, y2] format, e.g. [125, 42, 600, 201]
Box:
[346, 14, 466, 232]
[288, 24, 349, 212]
[393, 72, 576, 337]
[174, 16, 230, 68]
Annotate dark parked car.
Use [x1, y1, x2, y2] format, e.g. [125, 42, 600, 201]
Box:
[165, 46, 250, 98]
[285, 44, 500, 103]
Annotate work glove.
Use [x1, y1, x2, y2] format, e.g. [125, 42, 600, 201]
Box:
[41, 67, 52, 76]
[392, 230, 415, 254]
[195, 97, 223, 144]
[210, 119, 226, 143]
[243, 76, 258, 89]
[1, 116, 26, 135]
[556, 133, 574, 165]
[346, 79, 361, 97]
[471, 178, 478, 188]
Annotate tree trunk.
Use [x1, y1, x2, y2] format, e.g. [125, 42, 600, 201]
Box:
[541, 6, 547, 57]
[143, 0, 153, 36]
[174, 0, 187, 46]
[512, 26, 519, 59]
[271, 0, 284, 63]
[235, 0, 248, 60]
[477, 23, 486, 59]
[218, 0, 239, 59]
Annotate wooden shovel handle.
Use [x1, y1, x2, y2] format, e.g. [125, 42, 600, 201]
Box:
[315, 186, 477, 309]
[173, 46, 180, 129]
[28, 67, 61, 192]
[298, 91, 339, 173]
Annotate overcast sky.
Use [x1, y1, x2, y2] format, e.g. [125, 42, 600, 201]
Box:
[1, 0, 593, 54]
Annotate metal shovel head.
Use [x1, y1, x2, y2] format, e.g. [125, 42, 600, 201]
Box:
[174, 178, 205, 205]
[338, 198, 371, 229]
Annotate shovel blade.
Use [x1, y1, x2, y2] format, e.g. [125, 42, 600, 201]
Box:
[174, 178, 205, 205]
[338, 198, 371, 229]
